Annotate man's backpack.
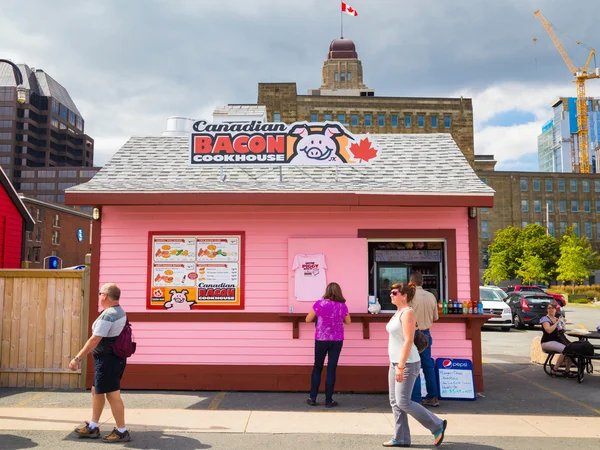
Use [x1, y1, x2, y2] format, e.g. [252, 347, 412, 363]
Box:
[110, 320, 137, 359]
[563, 340, 594, 357]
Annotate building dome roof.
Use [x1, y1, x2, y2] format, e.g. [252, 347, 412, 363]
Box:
[328, 38, 358, 59]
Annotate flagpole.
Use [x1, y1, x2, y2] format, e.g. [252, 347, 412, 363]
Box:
[341, 4, 343, 38]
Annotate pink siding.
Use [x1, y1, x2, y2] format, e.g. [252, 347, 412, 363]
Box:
[98, 205, 472, 366]
[0, 185, 24, 268]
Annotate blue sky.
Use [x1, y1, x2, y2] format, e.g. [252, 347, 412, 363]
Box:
[2, 0, 600, 170]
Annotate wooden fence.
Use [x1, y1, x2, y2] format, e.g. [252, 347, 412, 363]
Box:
[0, 265, 90, 389]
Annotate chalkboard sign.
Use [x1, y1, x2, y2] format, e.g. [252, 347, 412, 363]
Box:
[435, 358, 476, 401]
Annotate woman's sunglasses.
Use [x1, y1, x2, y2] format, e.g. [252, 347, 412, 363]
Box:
[390, 289, 399, 296]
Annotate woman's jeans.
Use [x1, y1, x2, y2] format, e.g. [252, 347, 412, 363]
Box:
[310, 340, 343, 404]
[411, 330, 438, 402]
[388, 361, 444, 445]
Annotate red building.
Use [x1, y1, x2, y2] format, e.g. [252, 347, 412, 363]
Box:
[0, 167, 34, 268]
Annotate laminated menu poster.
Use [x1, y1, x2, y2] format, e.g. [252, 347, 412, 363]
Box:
[435, 358, 476, 401]
[148, 233, 244, 310]
[292, 253, 327, 301]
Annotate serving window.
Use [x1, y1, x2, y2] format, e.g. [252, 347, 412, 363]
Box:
[368, 240, 447, 312]
[146, 231, 245, 310]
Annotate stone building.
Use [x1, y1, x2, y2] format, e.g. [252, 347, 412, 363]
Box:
[20, 195, 92, 268]
[475, 155, 600, 283]
[257, 38, 475, 167]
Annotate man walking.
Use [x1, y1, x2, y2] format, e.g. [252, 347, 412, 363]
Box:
[410, 272, 440, 407]
[69, 283, 131, 442]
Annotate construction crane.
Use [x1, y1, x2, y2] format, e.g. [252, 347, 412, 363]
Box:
[534, 10, 599, 173]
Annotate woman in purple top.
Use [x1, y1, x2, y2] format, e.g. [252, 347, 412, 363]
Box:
[305, 282, 351, 408]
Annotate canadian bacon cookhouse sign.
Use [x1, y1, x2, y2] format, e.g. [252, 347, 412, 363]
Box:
[190, 120, 381, 165]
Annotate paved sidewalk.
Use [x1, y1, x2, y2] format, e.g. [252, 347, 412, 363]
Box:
[2, 407, 600, 439]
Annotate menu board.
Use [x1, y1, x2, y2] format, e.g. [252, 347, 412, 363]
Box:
[147, 232, 244, 310]
[435, 358, 476, 401]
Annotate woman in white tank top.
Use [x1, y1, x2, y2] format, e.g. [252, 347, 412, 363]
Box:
[383, 282, 447, 448]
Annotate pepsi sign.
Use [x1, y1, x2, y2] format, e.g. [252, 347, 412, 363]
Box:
[435, 358, 475, 401]
[47, 256, 60, 270]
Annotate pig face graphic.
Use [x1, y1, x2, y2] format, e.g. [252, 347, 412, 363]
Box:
[288, 124, 347, 165]
[164, 289, 195, 310]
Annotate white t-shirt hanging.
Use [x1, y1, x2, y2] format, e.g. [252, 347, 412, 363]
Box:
[292, 253, 327, 301]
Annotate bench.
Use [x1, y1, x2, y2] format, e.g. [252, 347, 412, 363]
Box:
[562, 351, 600, 383]
[542, 351, 577, 378]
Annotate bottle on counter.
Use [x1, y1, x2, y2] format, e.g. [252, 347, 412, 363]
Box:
[477, 301, 484, 315]
[472, 299, 478, 315]
[438, 301, 443, 316]
[467, 299, 473, 315]
[442, 299, 448, 315]
[454, 299, 460, 314]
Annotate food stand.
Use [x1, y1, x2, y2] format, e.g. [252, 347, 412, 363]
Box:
[66, 121, 494, 392]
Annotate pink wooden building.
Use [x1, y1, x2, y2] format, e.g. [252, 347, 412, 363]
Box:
[67, 127, 494, 392]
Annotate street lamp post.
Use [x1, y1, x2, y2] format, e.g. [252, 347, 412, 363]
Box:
[0, 59, 27, 104]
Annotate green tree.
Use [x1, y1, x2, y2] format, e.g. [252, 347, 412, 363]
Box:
[556, 227, 600, 292]
[516, 224, 559, 284]
[483, 226, 521, 284]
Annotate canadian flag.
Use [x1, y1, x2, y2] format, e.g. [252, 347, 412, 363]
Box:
[341, 2, 358, 16]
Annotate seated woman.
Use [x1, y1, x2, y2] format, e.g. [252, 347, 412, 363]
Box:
[540, 303, 574, 378]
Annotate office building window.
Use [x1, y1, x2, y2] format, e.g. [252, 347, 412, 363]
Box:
[480, 177, 487, 184]
[558, 179, 565, 192]
[337, 113, 345, 123]
[334, 72, 339, 82]
[26, 230, 32, 241]
[365, 114, 372, 127]
[324, 113, 332, 121]
[340, 72, 345, 82]
[585, 222, 592, 239]
[351, 114, 358, 126]
[25, 247, 31, 262]
[52, 230, 60, 245]
[33, 247, 40, 263]
[404, 115, 412, 127]
[36, 209, 41, 222]
[53, 214, 60, 227]
[596, 200, 600, 213]
[520, 178, 528, 191]
[311, 113, 318, 122]
[560, 222, 567, 236]
[533, 179, 540, 191]
[444, 115, 451, 128]
[571, 200, 579, 212]
[36, 227, 41, 241]
[545, 179, 553, 192]
[522, 221, 529, 228]
[391, 114, 398, 127]
[573, 223, 580, 238]
[481, 221, 489, 239]
[598, 223, 600, 239]
[535, 221, 542, 226]
[273, 112, 281, 122]
[559, 200, 566, 213]
[482, 247, 489, 269]
[378, 114, 385, 127]
[584, 200, 591, 213]
[583, 180, 590, 192]
[570, 179, 577, 192]
[521, 199, 529, 212]
[534, 199, 541, 212]
[596, 180, 600, 192]
[547, 199, 554, 213]
[417, 115, 425, 128]
[548, 222, 555, 237]
[431, 115, 438, 128]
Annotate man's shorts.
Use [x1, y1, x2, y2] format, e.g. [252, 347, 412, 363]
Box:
[93, 354, 126, 394]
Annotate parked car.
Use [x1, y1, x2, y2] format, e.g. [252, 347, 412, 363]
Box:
[505, 292, 563, 329]
[479, 286, 512, 332]
[505, 285, 565, 307]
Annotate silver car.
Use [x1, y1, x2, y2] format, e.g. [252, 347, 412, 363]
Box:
[480, 286, 513, 332]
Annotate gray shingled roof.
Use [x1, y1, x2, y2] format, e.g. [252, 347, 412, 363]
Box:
[67, 133, 494, 196]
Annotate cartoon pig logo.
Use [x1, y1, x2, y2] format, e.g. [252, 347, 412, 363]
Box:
[164, 289, 195, 310]
[288, 124, 348, 165]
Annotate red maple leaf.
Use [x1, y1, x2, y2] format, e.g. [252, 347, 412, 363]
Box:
[349, 138, 378, 162]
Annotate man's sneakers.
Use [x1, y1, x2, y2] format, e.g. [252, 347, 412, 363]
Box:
[422, 397, 440, 407]
[102, 428, 131, 443]
[74, 423, 131, 443]
[74, 422, 100, 439]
